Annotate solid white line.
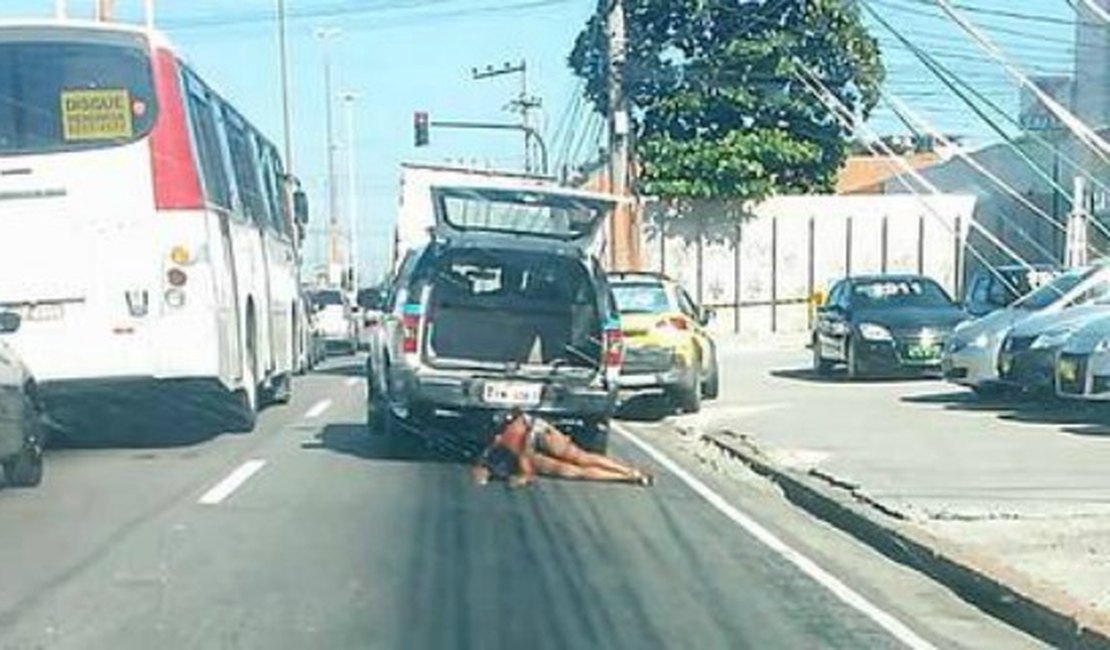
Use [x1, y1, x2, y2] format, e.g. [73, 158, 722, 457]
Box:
[611, 423, 936, 650]
[197, 459, 267, 506]
[304, 398, 333, 419]
[345, 377, 361, 387]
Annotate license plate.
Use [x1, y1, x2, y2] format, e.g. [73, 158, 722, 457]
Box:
[26, 303, 63, 321]
[1058, 359, 1078, 383]
[906, 344, 940, 361]
[482, 381, 542, 407]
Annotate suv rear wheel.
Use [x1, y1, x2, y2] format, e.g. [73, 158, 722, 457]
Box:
[575, 420, 610, 454]
[673, 371, 702, 414]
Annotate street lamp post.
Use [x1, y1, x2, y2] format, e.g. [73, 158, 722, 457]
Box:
[314, 27, 342, 280]
[341, 91, 359, 291]
[277, 0, 294, 174]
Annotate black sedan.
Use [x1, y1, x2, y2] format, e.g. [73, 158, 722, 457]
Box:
[0, 313, 45, 488]
[813, 275, 968, 379]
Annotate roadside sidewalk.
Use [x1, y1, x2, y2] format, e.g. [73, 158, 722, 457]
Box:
[692, 346, 1110, 649]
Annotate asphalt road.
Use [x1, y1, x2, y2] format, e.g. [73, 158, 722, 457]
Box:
[0, 355, 1043, 649]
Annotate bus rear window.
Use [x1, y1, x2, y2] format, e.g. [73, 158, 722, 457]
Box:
[0, 33, 155, 156]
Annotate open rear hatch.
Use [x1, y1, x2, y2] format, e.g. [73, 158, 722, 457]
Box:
[429, 184, 617, 249]
[423, 246, 604, 377]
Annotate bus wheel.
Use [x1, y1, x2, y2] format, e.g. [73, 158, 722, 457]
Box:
[234, 315, 259, 432]
[269, 372, 292, 405]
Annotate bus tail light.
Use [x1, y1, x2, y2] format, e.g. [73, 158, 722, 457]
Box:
[167, 268, 187, 287]
[164, 289, 186, 309]
[150, 49, 203, 210]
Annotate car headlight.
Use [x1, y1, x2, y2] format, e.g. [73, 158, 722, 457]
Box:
[858, 323, 893, 341]
[969, 333, 990, 349]
[1031, 329, 1074, 349]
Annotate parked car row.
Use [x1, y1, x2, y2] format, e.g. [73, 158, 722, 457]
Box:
[812, 262, 1110, 410]
[364, 183, 719, 455]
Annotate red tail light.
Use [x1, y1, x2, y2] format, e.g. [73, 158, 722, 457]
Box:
[656, 316, 688, 331]
[604, 327, 624, 368]
[401, 312, 421, 354]
[150, 49, 203, 210]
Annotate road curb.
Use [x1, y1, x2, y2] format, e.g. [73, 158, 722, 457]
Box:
[704, 430, 1110, 650]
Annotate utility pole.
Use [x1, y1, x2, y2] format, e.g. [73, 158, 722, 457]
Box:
[96, 0, 112, 20]
[472, 61, 543, 173]
[276, 0, 294, 174]
[342, 91, 360, 291]
[607, 0, 637, 270]
[55, 0, 66, 19]
[314, 27, 342, 282]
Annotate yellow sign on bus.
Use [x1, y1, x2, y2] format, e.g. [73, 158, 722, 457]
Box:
[60, 89, 134, 141]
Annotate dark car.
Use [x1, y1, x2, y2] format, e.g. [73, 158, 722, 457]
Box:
[0, 312, 45, 488]
[963, 264, 1059, 317]
[366, 184, 623, 452]
[813, 275, 968, 379]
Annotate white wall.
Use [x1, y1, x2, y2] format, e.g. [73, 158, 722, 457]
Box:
[642, 195, 977, 335]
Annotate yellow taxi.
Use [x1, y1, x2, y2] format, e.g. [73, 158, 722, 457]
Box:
[608, 272, 719, 413]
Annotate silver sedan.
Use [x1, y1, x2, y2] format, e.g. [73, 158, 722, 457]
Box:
[0, 313, 45, 488]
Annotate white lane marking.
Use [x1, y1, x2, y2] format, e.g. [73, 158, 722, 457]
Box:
[612, 423, 936, 650]
[345, 377, 361, 387]
[304, 398, 333, 419]
[198, 459, 267, 506]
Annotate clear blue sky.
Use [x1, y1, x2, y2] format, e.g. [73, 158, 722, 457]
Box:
[0, 0, 1088, 280]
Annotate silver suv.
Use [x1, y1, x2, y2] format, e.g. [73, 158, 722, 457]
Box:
[367, 184, 623, 452]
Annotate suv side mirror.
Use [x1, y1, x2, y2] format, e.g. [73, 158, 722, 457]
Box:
[293, 190, 309, 224]
[0, 311, 20, 334]
[698, 307, 715, 326]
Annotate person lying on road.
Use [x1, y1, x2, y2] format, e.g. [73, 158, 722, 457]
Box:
[472, 408, 654, 487]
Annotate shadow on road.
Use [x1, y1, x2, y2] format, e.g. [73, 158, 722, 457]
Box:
[771, 367, 934, 385]
[900, 391, 1024, 413]
[617, 395, 673, 422]
[302, 423, 468, 465]
[310, 362, 366, 378]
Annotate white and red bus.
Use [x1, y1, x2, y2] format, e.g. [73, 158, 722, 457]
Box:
[0, 20, 305, 438]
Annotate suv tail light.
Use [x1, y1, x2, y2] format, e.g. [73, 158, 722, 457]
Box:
[656, 316, 688, 331]
[604, 320, 624, 368]
[401, 304, 423, 354]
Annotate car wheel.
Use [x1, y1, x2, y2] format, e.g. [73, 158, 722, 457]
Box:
[268, 372, 293, 405]
[4, 439, 43, 488]
[674, 372, 702, 414]
[576, 420, 610, 454]
[846, 338, 866, 381]
[813, 339, 834, 377]
[703, 352, 720, 399]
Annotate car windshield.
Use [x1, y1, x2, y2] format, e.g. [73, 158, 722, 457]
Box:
[1014, 269, 1088, 310]
[851, 279, 952, 309]
[612, 283, 672, 314]
[313, 290, 343, 307]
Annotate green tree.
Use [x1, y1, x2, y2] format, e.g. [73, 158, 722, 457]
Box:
[569, 0, 884, 225]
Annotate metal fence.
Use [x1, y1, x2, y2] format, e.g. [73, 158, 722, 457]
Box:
[640, 195, 977, 335]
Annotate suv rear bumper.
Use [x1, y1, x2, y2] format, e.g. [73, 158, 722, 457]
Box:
[405, 371, 617, 422]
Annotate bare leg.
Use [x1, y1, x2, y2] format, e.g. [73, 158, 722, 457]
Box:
[530, 453, 642, 483]
[541, 430, 642, 476]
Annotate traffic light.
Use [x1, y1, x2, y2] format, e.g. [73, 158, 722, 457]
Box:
[414, 111, 429, 147]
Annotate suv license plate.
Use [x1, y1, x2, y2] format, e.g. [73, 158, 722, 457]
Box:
[482, 382, 542, 407]
[906, 344, 939, 361]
